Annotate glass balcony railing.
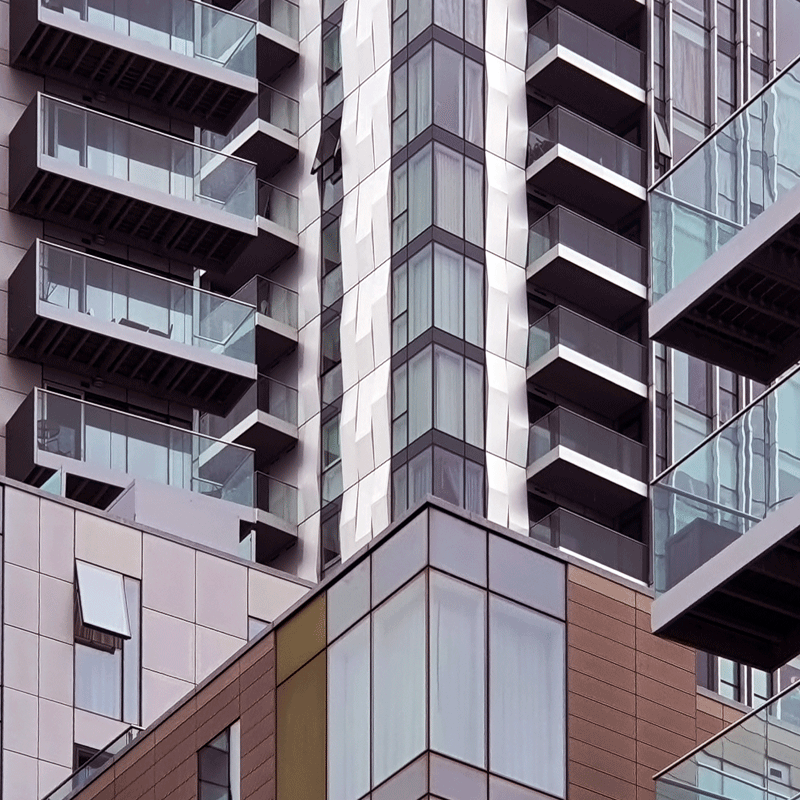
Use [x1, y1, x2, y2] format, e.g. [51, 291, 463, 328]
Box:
[37, 241, 255, 362]
[256, 472, 298, 526]
[529, 407, 646, 481]
[528, 206, 646, 284]
[232, 0, 300, 38]
[655, 681, 800, 800]
[528, 306, 646, 382]
[43, 725, 142, 800]
[200, 375, 298, 439]
[531, 507, 648, 582]
[41, 0, 256, 77]
[201, 85, 299, 150]
[527, 7, 644, 87]
[41, 94, 257, 220]
[653, 366, 800, 595]
[527, 106, 644, 184]
[36, 389, 254, 507]
[233, 275, 298, 327]
[651, 56, 800, 301]
[257, 180, 299, 231]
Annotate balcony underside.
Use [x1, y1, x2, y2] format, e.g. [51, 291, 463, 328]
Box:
[256, 318, 298, 368]
[234, 125, 298, 179]
[527, 446, 646, 516]
[213, 221, 299, 293]
[12, 19, 255, 134]
[556, 0, 645, 30]
[527, 150, 645, 226]
[10, 315, 253, 416]
[653, 493, 800, 671]
[528, 248, 646, 322]
[258, 30, 299, 83]
[527, 54, 644, 130]
[650, 196, 800, 384]
[254, 510, 297, 561]
[528, 348, 646, 418]
[12, 169, 254, 272]
[226, 412, 297, 469]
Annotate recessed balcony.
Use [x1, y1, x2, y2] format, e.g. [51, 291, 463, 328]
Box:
[528, 306, 647, 418]
[652, 367, 800, 670]
[232, 0, 300, 81]
[527, 8, 645, 130]
[200, 375, 297, 468]
[201, 85, 299, 178]
[233, 276, 298, 366]
[254, 472, 298, 560]
[10, 94, 258, 271]
[10, 0, 258, 134]
[7, 388, 254, 511]
[527, 407, 647, 516]
[554, 0, 644, 33]
[531, 507, 648, 582]
[527, 107, 645, 224]
[9, 241, 256, 415]
[216, 181, 299, 293]
[650, 58, 800, 384]
[528, 207, 646, 322]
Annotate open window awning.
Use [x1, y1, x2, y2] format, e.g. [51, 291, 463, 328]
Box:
[76, 561, 131, 639]
[312, 120, 342, 175]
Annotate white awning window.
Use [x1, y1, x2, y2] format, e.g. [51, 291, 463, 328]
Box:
[75, 561, 131, 639]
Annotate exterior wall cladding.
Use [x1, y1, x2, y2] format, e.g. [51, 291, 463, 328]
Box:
[59, 503, 743, 800]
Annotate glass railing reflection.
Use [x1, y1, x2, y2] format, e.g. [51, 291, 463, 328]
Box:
[233, 275, 298, 328]
[256, 472, 298, 525]
[257, 180, 298, 231]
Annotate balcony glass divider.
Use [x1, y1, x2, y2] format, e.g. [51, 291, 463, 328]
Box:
[257, 179, 299, 230]
[256, 471, 298, 525]
[232, 275, 298, 327]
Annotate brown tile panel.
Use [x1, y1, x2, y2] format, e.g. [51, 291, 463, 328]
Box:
[570, 670, 637, 716]
[568, 582, 637, 625]
[570, 625, 637, 670]
[569, 715, 637, 761]
[568, 646, 637, 692]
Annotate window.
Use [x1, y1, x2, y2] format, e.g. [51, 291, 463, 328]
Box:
[392, 0, 483, 47]
[698, 652, 773, 707]
[392, 143, 484, 250]
[74, 563, 140, 724]
[313, 122, 343, 211]
[322, 219, 343, 307]
[321, 315, 343, 405]
[323, 27, 343, 113]
[198, 723, 241, 800]
[322, 415, 343, 502]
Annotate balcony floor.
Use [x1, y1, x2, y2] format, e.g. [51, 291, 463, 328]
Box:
[233, 123, 299, 179]
[255, 510, 297, 561]
[226, 412, 298, 469]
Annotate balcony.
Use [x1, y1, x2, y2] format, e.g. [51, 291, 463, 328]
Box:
[6, 389, 255, 512]
[531, 507, 648, 582]
[9, 94, 257, 271]
[527, 107, 645, 224]
[528, 306, 646, 418]
[656, 682, 800, 800]
[200, 375, 297, 467]
[10, 0, 257, 134]
[201, 85, 299, 178]
[8, 241, 256, 415]
[254, 472, 298, 559]
[528, 207, 646, 321]
[552, 0, 644, 32]
[652, 367, 800, 670]
[232, 275, 297, 365]
[528, 407, 647, 516]
[232, 0, 300, 81]
[217, 181, 299, 292]
[650, 58, 800, 384]
[527, 8, 645, 129]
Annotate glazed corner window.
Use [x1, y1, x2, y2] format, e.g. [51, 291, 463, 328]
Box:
[322, 415, 343, 502]
[74, 562, 140, 724]
[392, 0, 483, 48]
[198, 723, 241, 800]
[323, 27, 343, 113]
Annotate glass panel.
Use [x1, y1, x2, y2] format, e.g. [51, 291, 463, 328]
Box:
[408, 45, 432, 141]
[255, 473, 298, 524]
[328, 618, 370, 800]
[408, 145, 433, 241]
[373, 573, 426, 786]
[433, 245, 463, 338]
[434, 347, 463, 439]
[257, 181, 299, 230]
[408, 346, 433, 442]
[434, 43, 463, 136]
[433, 143, 463, 237]
[430, 571, 486, 766]
[489, 595, 565, 796]
[75, 643, 122, 719]
[76, 561, 130, 638]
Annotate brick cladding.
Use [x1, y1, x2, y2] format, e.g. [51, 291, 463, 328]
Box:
[567, 565, 743, 800]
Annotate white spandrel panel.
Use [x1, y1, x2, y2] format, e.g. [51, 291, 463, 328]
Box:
[357, 167, 391, 280]
[484, 0, 510, 61]
[485, 57, 511, 160]
[505, 265, 528, 366]
[505, 361, 528, 467]
[297, 316, 321, 425]
[339, 483, 359, 559]
[503, 0, 529, 69]
[341, 383, 359, 493]
[486, 453, 511, 530]
[485, 353, 510, 461]
[506, 463, 529, 535]
[485, 252, 510, 359]
[355, 363, 391, 476]
[296, 415, 321, 526]
[298, 27, 322, 134]
[369, 261, 392, 369]
[340, 285, 359, 393]
[485, 154, 511, 260]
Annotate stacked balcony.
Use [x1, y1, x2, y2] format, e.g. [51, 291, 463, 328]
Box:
[232, 276, 299, 364]
[528, 306, 646, 417]
[7, 388, 254, 511]
[555, 0, 644, 31]
[652, 366, 800, 670]
[650, 57, 800, 384]
[9, 241, 256, 415]
[253, 472, 298, 559]
[527, 8, 645, 129]
[10, 94, 258, 271]
[527, 407, 647, 516]
[231, 0, 300, 81]
[10, 0, 258, 133]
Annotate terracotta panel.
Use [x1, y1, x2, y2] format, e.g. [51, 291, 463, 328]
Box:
[637, 697, 696, 739]
[635, 652, 695, 692]
[571, 762, 637, 800]
[570, 670, 637, 716]
[568, 646, 636, 692]
[636, 719, 695, 759]
[570, 626, 636, 670]
[637, 741, 683, 773]
[635, 627, 695, 672]
[568, 567, 637, 607]
[570, 693, 637, 738]
[695, 711, 726, 736]
[636, 674, 696, 717]
[569, 783, 616, 800]
[569, 714, 637, 760]
[696, 694, 724, 718]
[635, 609, 650, 630]
[239, 632, 275, 671]
[570, 739, 637, 783]
[153, 757, 196, 798]
[637, 785, 656, 800]
[568, 602, 637, 648]
[567, 582, 637, 625]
